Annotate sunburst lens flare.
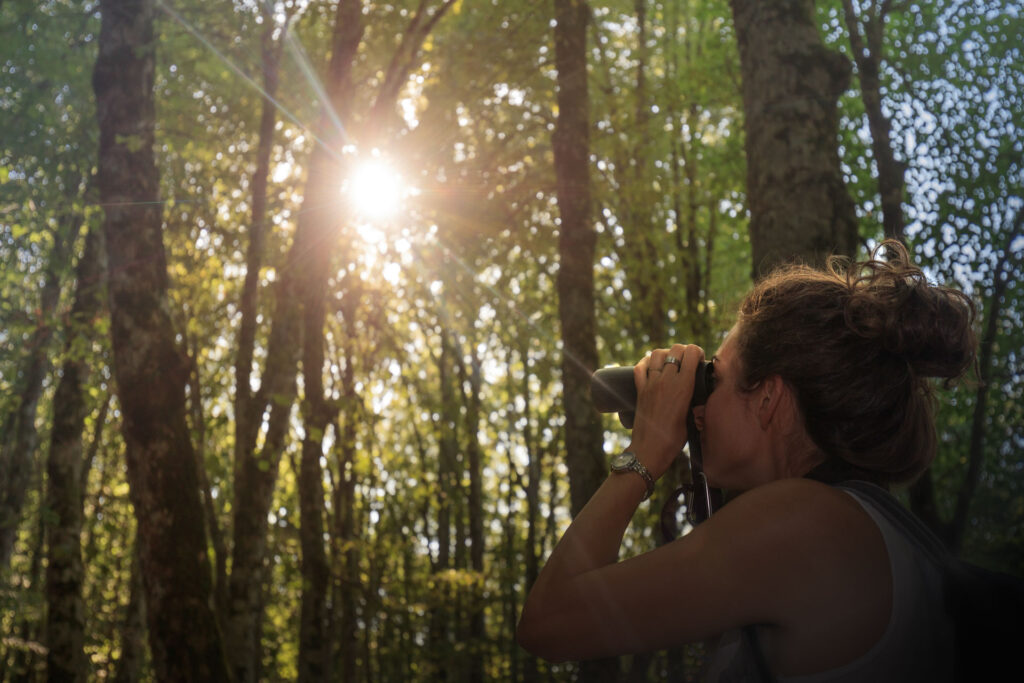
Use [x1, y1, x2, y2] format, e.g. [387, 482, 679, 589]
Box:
[344, 160, 407, 222]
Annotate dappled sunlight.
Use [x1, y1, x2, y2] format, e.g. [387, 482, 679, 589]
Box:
[15, 0, 1022, 678]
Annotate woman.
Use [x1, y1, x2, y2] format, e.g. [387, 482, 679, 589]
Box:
[516, 241, 976, 681]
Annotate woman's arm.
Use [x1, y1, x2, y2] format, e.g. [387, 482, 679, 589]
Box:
[516, 344, 719, 660]
[515, 472, 653, 660]
[515, 473, 888, 665]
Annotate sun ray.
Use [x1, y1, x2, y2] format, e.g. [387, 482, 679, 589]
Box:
[154, 0, 347, 158]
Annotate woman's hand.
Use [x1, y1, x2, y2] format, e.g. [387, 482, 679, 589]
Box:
[630, 343, 705, 480]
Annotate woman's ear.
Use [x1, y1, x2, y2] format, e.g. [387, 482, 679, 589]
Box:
[757, 374, 788, 430]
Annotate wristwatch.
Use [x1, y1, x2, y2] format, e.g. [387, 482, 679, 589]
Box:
[610, 451, 655, 500]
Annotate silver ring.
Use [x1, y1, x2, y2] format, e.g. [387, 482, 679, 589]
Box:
[664, 356, 680, 367]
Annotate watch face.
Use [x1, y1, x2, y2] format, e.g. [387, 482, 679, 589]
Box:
[611, 452, 634, 470]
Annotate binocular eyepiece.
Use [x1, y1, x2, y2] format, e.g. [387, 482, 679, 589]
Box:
[591, 360, 715, 429]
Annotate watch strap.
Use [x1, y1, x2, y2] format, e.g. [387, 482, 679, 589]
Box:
[611, 451, 655, 500]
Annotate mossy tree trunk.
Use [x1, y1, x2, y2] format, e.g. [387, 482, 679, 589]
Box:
[93, 0, 229, 678]
[44, 222, 106, 683]
[730, 0, 859, 277]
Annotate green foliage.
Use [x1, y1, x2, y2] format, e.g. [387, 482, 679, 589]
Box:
[2, 0, 1020, 681]
[819, 0, 1023, 568]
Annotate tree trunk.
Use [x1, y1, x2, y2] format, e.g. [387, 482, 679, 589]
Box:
[228, 4, 363, 681]
[297, 3, 460, 678]
[0, 220, 71, 570]
[730, 0, 859, 277]
[553, 1, 619, 680]
[44, 223, 106, 683]
[226, 2, 459, 677]
[552, 0, 604, 519]
[332, 426, 360, 683]
[519, 343, 542, 683]
[92, 0, 229, 678]
[428, 325, 460, 680]
[612, 0, 667, 347]
[187, 329, 228, 621]
[225, 15, 287, 683]
[295, 148, 340, 680]
[456, 342, 487, 683]
[330, 311, 360, 683]
[911, 218, 1022, 550]
[112, 545, 146, 683]
[841, 0, 906, 241]
[297, 430, 332, 682]
[950, 223, 1020, 551]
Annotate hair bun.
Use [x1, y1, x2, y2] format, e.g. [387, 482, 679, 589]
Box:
[841, 242, 976, 380]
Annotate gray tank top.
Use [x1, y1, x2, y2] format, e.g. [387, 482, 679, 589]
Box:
[705, 488, 956, 683]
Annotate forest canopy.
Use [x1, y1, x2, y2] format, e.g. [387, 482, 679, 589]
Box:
[1, 0, 1021, 681]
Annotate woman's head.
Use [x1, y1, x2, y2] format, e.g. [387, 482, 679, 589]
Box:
[730, 240, 977, 486]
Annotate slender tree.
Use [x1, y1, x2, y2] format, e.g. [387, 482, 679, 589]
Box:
[92, 0, 229, 678]
[0, 222, 70, 570]
[552, 0, 604, 521]
[44, 222, 106, 683]
[112, 544, 145, 683]
[454, 336, 487, 683]
[224, 7, 294, 680]
[292, 1, 459, 677]
[552, 0, 618, 680]
[2, 1, 1020, 680]
[840, 0, 906, 241]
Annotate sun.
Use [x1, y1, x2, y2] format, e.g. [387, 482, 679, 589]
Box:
[344, 159, 408, 222]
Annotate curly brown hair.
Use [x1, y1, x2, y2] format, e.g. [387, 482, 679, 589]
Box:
[733, 240, 977, 486]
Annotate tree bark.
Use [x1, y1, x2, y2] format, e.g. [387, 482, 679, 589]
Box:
[224, 10, 292, 683]
[553, 1, 618, 680]
[455, 341, 487, 683]
[519, 343, 542, 683]
[297, 429, 332, 682]
[841, 0, 906, 241]
[44, 222, 106, 683]
[112, 545, 146, 683]
[552, 0, 604, 519]
[186, 327, 229, 622]
[227, 3, 366, 681]
[295, 152, 340, 680]
[610, 0, 667, 347]
[428, 325, 459, 680]
[729, 0, 859, 277]
[294, 36, 364, 683]
[331, 414, 360, 681]
[0, 219, 71, 570]
[92, 0, 229, 678]
[287, 2, 460, 678]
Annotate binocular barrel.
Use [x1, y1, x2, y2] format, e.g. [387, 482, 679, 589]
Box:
[591, 360, 714, 425]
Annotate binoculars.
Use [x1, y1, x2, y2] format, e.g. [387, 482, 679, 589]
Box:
[591, 358, 720, 527]
[591, 360, 716, 429]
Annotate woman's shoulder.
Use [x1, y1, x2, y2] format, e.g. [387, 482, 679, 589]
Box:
[714, 477, 873, 537]
[698, 477, 889, 606]
[702, 478, 894, 674]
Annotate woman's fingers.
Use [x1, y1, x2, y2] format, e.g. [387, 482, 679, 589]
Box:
[629, 344, 705, 478]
